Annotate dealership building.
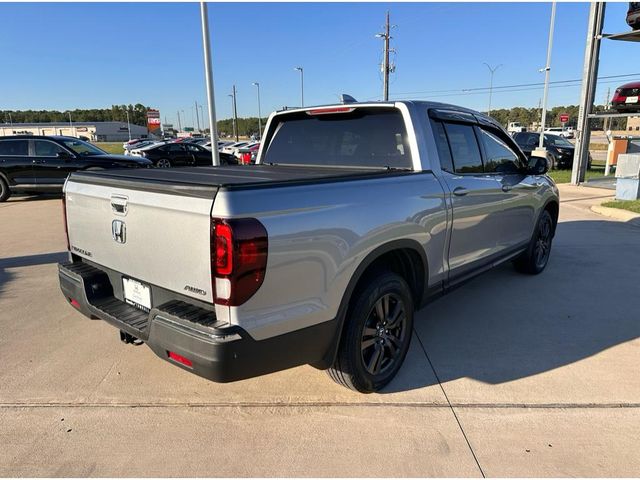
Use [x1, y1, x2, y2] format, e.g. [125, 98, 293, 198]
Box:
[0, 121, 149, 142]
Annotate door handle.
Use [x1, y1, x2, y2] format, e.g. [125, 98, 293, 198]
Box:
[453, 187, 468, 196]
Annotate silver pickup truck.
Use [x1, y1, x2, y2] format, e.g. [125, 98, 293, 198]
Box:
[58, 101, 559, 392]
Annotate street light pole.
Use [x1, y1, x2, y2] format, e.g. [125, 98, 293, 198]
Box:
[538, 1, 557, 149]
[125, 109, 132, 141]
[232, 85, 239, 141]
[194, 100, 201, 132]
[68, 111, 75, 137]
[177, 110, 182, 132]
[294, 67, 304, 107]
[200, 1, 220, 165]
[483, 63, 502, 116]
[252, 82, 262, 138]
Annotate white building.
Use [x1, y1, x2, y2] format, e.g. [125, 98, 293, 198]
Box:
[0, 121, 149, 142]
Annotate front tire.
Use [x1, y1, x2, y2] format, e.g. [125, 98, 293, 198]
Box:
[514, 209, 554, 275]
[327, 271, 414, 393]
[0, 177, 10, 202]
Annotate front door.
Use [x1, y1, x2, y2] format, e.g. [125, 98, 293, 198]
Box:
[31, 139, 78, 186]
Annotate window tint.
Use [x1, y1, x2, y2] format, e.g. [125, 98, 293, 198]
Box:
[34, 140, 66, 157]
[479, 129, 521, 173]
[0, 139, 28, 156]
[166, 144, 184, 153]
[443, 123, 483, 174]
[186, 144, 202, 152]
[263, 108, 412, 168]
[431, 121, 454, 173]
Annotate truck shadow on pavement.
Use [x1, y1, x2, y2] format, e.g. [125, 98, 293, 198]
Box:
[0, 252, 67, 297]
[383, 218, 640, 394]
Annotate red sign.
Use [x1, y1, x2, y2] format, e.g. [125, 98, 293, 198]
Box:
[147, 109, 161, 134]
[559, 113, 569, 123]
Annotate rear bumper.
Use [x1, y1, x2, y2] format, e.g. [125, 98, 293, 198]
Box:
[58, 260, 337, 383]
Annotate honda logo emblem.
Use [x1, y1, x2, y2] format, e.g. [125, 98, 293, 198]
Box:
[112, 220, 126, 244]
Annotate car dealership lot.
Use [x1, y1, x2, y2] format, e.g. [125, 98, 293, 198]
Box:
[1, 186, 639, 476]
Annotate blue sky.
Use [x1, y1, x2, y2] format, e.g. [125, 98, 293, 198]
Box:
[0, 2, 636, 127]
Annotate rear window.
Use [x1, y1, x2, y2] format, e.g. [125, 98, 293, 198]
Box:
[262, 108, 413, 169]
[0, 139, 28, 156]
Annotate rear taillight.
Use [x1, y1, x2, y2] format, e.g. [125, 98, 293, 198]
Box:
[211, 218, 268, 306]
[62, 196, 70, 250]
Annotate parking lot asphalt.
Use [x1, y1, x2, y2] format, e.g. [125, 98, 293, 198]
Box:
[1, 185, 639, 477]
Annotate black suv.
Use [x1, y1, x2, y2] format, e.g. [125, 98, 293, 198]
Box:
[0, 135, 152, 201]
[512, 131, 588, 170]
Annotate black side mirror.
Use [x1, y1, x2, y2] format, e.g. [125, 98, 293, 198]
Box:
[527, 154, 549, 175]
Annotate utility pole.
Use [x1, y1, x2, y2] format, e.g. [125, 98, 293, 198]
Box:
[200, 1, 220, 165]
[125, 109, 132, 141]
[376, 11, 396, 101]
[177, 110, 182, 132]
[537, 1, 557, 151]
[483, 63, 502, 116]
[195, 100, 201, 132]
[252, 82, 262, 138]
[572, 2, 606, 185]
[230, 85, 239, 142]
[294, 67, 304, 107]
[68, 111, 75, 137]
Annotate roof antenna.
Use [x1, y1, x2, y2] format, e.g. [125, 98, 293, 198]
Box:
[340, 94, 357, 104]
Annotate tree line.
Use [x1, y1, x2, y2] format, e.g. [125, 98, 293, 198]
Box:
[216, 117, 267, 138]
[489, 104, 627, 131]
[1, 104, 151, 127]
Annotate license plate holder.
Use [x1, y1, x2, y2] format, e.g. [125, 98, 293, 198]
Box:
[122, 277, 151, 312]
[625, 96, 638, 104]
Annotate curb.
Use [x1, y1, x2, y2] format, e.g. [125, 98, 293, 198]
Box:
[590, 204, 640, 227]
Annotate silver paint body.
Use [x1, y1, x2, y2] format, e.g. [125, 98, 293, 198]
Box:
[64, 101, 559, 341]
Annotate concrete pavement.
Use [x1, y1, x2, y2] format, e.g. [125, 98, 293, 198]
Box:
[0, 187, 639, 476]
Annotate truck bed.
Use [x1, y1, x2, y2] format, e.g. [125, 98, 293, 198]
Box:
[68, 165, 413, 198]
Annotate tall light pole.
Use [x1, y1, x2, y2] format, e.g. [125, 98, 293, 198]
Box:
[194, 100, 201, 132]
[252, 82, 262, 138]
[177, 110, 182, 132]
[483, 63, 502, 116]
[294, 66, 304, 107]
[228, 94, 235, 139]
[538, 1, 557, 150]
[229, 86, 238, 142]
[67, 111, 75, 137]
[198, 104, 205, 131]
[125, 109, 132, 141]
[200, 1, 220, 165]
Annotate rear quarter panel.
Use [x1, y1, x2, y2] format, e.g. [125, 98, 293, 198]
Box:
[213, 173, 447, 340]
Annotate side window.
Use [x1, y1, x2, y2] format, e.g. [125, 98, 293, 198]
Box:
[479, 129, 521, 174]
[443, 123, 483, 174]
[431, 121, 454, 173]
[34, 140, 66, 157]
[0, 140, 28, 156]
[167, 144, 184, 153]
[186, 144, 201, 153]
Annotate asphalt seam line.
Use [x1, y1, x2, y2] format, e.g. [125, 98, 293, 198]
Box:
[413, 327, 486, 478]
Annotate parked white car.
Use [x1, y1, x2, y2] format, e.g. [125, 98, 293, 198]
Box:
[221, 141, 250, 156]
[544, 127, 574, 139]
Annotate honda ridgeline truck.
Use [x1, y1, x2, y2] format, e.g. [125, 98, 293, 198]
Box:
[58, 101, 559, 392]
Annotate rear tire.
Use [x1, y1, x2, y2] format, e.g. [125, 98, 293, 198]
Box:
[156, 158, 172, 168]
[0, 177, 10, 202]
[327, 271, 414, 393]
[514, 209, 554, 275]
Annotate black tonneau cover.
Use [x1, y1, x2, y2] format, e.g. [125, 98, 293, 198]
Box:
[68, 165, 415, 199]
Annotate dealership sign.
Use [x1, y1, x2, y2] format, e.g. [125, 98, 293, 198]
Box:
[559, 113, 569, 123]
[147, 109, 161, 135]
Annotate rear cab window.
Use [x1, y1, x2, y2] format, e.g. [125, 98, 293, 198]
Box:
[0, 139, 29, 156]
[262, 107, 413, 169]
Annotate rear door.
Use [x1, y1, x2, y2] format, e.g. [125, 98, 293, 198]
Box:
[166, 144, 191, 166]
[0, 138, 33, 186]
[186, 144, 212, 166]
[431, 120, 507, 279]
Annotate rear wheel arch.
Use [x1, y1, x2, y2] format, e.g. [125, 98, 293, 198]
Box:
[543, 199, 559, 236]
[314, 239, 429, 369]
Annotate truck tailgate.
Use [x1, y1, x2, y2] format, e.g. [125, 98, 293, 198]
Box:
[65, 178, 216, 303]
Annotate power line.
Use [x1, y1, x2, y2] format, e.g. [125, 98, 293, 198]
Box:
[365, 72, 640, 99]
